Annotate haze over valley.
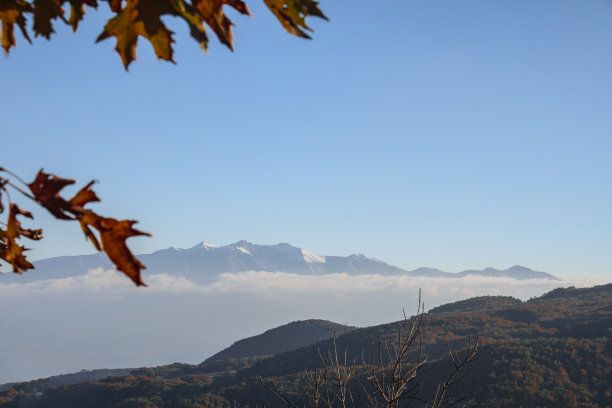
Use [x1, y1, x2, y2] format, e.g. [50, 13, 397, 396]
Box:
[0, 241, 606, 384]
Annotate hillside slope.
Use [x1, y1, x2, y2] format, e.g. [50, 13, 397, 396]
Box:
[2, 284, 609, 407]
[201, 319, 356, 367]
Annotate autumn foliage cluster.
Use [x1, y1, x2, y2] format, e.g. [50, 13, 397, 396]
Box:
[0, 0, 326, 67]
[0, 168, 150, 286]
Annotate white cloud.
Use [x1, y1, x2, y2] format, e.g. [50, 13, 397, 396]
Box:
[0, 269, 609, 302]
[0, 269, 609, 385]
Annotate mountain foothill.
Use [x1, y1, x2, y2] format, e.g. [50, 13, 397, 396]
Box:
[1, 284, 610, 407]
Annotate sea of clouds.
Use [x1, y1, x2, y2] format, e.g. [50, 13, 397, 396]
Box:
[0, 269, 609, 384]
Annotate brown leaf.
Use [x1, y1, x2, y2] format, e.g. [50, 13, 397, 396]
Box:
[171, 0, 208, 51]
[77, 209, 102, 251]
[68, 180, 100, 208]
[75, 210, 151, 286]
[28, 169, 76, 220]
[192, 0, 251, 50]
[66, 0, 98, 31]
[0, 203, 43, 273]
[26, 169, 150, 286]
[32, 0, 67, 39]
[263, 0, 327, 39]
[96, 0, 176, 68]
[67, 181, 102, 250]
[0, 0, 33, 53]
[98, 216, 150, 286]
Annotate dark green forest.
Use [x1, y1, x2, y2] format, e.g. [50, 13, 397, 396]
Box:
[1, 284, 611, 407]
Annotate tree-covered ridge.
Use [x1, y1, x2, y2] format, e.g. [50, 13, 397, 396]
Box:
[2, 284, 611, 407]
[428, 295, 523, 314]
[201, 319, 356, 366]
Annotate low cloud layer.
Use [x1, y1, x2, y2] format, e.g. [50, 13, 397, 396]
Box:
[0, 269, 609, 385]
[0, 268, 608, 301]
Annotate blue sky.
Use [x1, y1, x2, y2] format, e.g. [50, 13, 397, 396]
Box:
[2, 0, 611, 277]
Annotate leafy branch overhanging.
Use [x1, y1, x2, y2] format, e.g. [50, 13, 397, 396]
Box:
[0, 167, 150, 286]
[0, 0, 327, 68]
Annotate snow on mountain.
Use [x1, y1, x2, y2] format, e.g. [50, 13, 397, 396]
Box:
[0, 241, 559, 283]
[302, 250, 326, 264]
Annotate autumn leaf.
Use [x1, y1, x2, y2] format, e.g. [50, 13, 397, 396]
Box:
[96, 0, 176, 68]
[68, 181, 102, 250]
[171, 0, 208, 51]
[0, 203, 43, 273]
[77, 209, 102, 250]
[28, 169, 77, 220]
[66, 0, 97, 31]
[263, 0, 327, 39]
[0, 0, 33, 52]
[191, 0, 251, 50]
[25, 169, 151, 286]
[77, 210, 151, 286]
[32, 0, 66, 39]
[68, 179, 100, 208]
[98, 217, 151, 286]
[2, 0, 326, 64]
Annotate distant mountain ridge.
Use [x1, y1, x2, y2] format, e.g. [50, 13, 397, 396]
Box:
[0, 240, 558, 282]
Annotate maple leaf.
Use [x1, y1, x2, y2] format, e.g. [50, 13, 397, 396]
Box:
[263, 0, 327, 39]
[96, 0, 176, 68]
[65, 0, 98, 31]
[0, 203, 43, 273]
[98, 217, 150, 286]
[171, 0, 208, 51]
[191, 0, 251, 50]
[28, 169, 77, 220]
[26, 170, 151, 285]
[68, 179, 100, 208]
[76, 209, 102, 250]
[0, 0, 33, 53]
[32, 0, 67, 39]
[68, 181, 102, 249]
[78, 211, 151, 286]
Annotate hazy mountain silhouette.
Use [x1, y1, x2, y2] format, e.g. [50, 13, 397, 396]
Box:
[0, 240, 558, 282]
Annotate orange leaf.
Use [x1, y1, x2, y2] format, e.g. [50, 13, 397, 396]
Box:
[65, 0, 98, 31]
[0, 203, 43, 273]
[96, 0, 176, 69]
[98, 216, 151, 286]
[0, 0, 33, 53]
[68, 180, 100, 208]
[77, 210, 102, 251]
[192, 0, 251, 50]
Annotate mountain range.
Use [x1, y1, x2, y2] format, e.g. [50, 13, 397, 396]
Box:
[0, 240, 558, 282]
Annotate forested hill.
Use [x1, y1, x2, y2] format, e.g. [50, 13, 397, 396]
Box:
[1, 284, 611, 407]
[200, 319, 355, 367]
[428, 295, 523, 314]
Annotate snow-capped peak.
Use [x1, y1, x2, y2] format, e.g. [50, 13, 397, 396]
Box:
[302, 249, 326, 264]
[350, 253, 379, 261]
[188, 241, 219, 251]
[236, 247, 252, 255]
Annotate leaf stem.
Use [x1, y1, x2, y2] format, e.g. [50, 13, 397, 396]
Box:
[6, 180, 37, 202]
[0, 167, 29, 187]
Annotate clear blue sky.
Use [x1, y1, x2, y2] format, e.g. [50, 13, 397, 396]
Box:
[2, 0, 611, 277]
